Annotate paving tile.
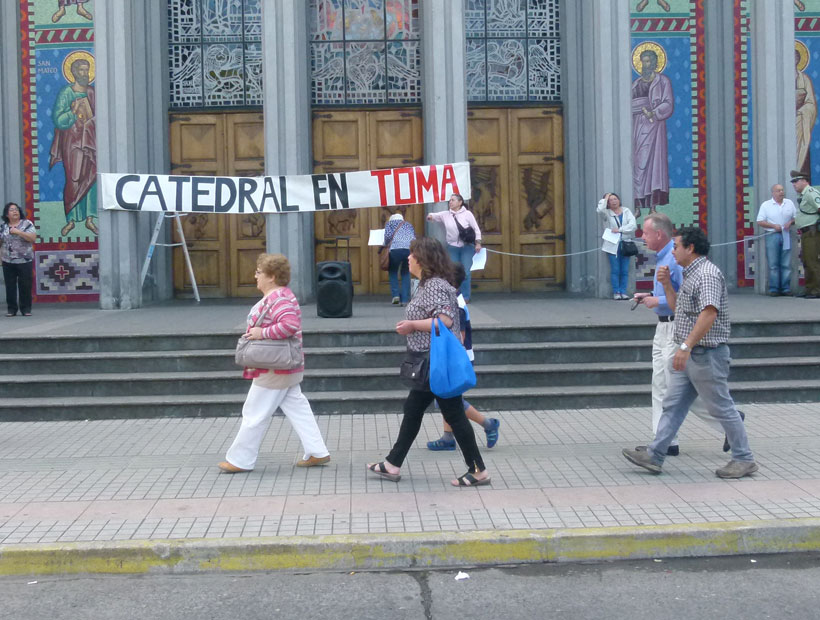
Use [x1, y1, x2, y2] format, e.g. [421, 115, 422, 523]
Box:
[667, 482, 748, 503]
[477, 489, 550, 510]
[733, 480, 813, 502]
[606, 484, 681, 506]
[147, 499, 221, 519]
[16, 502, 91, 520]
[215, 497, 286, 518]
[415, 491, 484, 512]
[0, 503, 23, 520]
[350, 492, 418, 514]
[542, 487, 616, 508]
[791, 479, 820, 499]
[282, 494, 350, 515]
[80, 500, 157, 521]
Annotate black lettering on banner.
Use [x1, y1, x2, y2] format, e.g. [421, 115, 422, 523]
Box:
[261, 176, 281, 212]
[328, 173, 349, 209]
[138, 175, 168, 212]
[168, 176, 190, 212]
[238, 178, 259, 213]
[215, 177, 237, 213]
[115, 175, 141, 210]
[191, 177, 216, 212]
[281, 176, 298, 212]
[312, 174, 329, 210]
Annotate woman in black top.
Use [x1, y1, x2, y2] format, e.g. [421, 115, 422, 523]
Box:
[366, 237, 490, 487]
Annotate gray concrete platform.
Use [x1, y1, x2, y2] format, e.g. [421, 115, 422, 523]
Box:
[3, 289, 819, 337]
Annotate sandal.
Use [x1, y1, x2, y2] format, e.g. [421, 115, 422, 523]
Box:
[452, 472, 491, 487]
[367, 461, 401, 482]
[427, 438, 456, 451]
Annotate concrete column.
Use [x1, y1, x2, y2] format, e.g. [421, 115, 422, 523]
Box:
[704, 0, 738, 285]
[562, 0, 632, 296]
[750, 0, 796, 294]
[0, 1, 24, 208]
[96, 0, 170, 309]
[261, 0, 314, 302]
[421, 0, 467, 243]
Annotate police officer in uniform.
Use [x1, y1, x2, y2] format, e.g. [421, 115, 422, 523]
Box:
[790, 169, 820, 298]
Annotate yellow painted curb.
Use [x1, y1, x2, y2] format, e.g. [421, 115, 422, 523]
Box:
[2, 518, 820, 576]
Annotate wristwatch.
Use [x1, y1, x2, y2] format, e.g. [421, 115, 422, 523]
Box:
[679, 343, 690, 352]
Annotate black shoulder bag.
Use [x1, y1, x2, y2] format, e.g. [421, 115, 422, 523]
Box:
[452, 212, 477, 244]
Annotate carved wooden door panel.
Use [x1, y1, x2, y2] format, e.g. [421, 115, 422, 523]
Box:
[169, 113, 229, 298]
[312, 111, 369, 293]
[467, 107, 564, 292]
[467, 109, 511, 292]
[509, 108, 565, 290]
[312, 110, 423, 295]
[226, 113, 266, 297]
[367, 110, 423, 294]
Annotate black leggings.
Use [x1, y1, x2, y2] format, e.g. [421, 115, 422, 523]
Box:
[3, 261, 33, 315]
[386, 388, 485, 473]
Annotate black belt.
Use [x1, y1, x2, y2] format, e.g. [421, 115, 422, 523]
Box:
[799, 223, 819, 233]
[658, 315, 674, 323]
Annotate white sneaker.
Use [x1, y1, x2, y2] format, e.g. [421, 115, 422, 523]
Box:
[391, 296, 400, 305]
[613, 294, 621, 300]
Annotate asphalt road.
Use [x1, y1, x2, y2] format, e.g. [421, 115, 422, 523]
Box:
[3, 553, 820, 620]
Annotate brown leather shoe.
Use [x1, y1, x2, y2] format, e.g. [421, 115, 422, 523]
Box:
[296, 455, 331, 468]
[218, 461, 251, 473]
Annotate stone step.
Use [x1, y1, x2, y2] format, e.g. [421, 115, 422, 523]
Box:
[3, 335, 820, 375]
[2, 379, 819, 421]
[2, 319, 818, 354]
[1, 356, 816, 399]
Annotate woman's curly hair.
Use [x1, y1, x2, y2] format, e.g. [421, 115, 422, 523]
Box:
[409, 237, 456, 286]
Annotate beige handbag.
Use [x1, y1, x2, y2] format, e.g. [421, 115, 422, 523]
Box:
[235, 304, 303, 370]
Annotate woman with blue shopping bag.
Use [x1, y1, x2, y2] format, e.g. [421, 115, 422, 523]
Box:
[366, 237, 490, 487]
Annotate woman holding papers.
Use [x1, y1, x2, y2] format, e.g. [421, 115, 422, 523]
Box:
[427, 193, 482, 302]
[597, 192, 637, 300]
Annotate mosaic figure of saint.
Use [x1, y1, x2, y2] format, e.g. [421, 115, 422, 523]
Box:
[795, 40, 816, 181]
[49, 52, 97, 237]
[631, 43, 673, 217]
[52, 0, 93, 23]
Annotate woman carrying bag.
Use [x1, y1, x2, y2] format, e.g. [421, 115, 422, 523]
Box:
[366, 237, 490, 487]
[220, 253, 330, 473]
[597, 192, 638, 300]
[381, 212, 416, 305]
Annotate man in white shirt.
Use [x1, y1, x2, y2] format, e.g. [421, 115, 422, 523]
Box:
[756, 184, 797, 296]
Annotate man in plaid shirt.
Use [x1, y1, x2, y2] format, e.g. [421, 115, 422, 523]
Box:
[622, 227, 759, 479]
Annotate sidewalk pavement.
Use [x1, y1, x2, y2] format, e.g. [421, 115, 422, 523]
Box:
[3, 402, 820, 574]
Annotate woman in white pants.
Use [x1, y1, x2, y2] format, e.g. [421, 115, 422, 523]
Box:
[219, 253, 330, 473]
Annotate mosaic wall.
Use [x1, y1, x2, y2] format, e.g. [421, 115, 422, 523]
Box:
[309, 0, 421, 105]
[630, 0, 706, 286]
[20, 0, 99, 302]
[168, 0, 262, 108]
[465, 0, 561, 102]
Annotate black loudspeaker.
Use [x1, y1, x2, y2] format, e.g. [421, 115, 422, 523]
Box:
[316, 261, 353, 318]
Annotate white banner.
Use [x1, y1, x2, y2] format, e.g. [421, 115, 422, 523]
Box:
[100, 162, 471, 215]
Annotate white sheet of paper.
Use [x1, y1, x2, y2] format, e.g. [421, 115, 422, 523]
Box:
[470, 247, 487, 271]
[783, 228, 791, 251]
[602, 228, 622, 245]
[368, 229, 385, 246]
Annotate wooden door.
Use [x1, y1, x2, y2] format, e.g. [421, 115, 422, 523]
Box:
[169, 112, 265, 298]
[226, 113, 266, 297]
[312, 110, 423, 295]
[467, 107, 564, 292]
[509, 108, 565, 290]
[170, 114, 229, 298]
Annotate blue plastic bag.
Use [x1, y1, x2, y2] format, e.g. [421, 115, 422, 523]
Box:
[428, 318, 476, 398]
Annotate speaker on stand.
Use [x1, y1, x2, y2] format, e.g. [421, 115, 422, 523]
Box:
[316, 237, 354, 318]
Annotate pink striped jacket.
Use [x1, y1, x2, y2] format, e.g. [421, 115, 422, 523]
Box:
[243, 287, 304, 379]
